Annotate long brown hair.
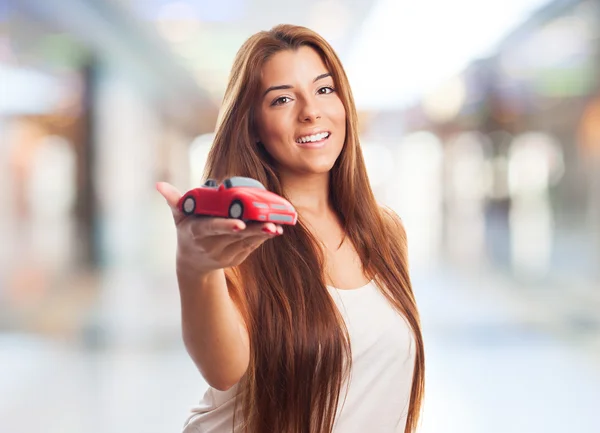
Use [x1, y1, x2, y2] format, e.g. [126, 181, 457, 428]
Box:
[203, 24, 425, 433]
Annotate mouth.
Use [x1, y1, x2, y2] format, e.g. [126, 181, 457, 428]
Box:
[295, 131, 331, 148]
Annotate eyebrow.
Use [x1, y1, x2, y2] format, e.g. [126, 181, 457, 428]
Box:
[262, 72, 332, 98]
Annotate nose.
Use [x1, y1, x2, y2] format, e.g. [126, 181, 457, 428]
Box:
[298, 97, 321, 123]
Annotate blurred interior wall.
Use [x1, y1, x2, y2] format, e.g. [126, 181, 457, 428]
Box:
[0, 1, 210, 321]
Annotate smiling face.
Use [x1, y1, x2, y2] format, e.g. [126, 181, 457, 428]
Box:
[254, 45, 347, 176]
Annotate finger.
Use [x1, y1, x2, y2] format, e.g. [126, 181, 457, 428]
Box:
[190, 219, 282, 239]
[156, 182, 181, 208]
[156, 182, 184, 220]
[242, 222, 280, 236]
[190, 218, 247, 238]
[192, 223, 275, 258]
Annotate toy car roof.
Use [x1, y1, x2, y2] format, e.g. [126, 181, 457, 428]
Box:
[201, 176, 266, 190]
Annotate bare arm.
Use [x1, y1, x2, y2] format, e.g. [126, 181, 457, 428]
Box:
[157, 182, 282, 391]
[178, 269, 250, 391]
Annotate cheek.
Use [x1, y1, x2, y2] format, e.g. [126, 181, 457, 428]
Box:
[262, 119, 295, 151]
[326, 96, 345, 120]
[264, 122, 287, 140]
[259, 119, 291, 159]
[257, 108, 287, 138]
[332, 101, 347, 133]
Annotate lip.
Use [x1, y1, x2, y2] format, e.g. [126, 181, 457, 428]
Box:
[295, 131, 331, 149]
[295, 130, 330, 141]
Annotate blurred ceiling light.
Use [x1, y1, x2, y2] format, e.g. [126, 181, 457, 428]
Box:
[422, 75, 466, 123]
[392, 131, 444, 266]
[156, 1, 200, 43]
[0, 64, 62, 115]
[508, 132, 564, 197]
[447, 132, 491, 201]
[395, 131, 444, 189]
[346, 0, 549, 110]
[309, 0, 350, 44]
[28, 135, 77, 220]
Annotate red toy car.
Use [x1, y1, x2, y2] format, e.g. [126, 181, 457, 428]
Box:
[177, 176, 298, 225]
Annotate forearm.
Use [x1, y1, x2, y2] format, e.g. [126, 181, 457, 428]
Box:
[177, 267, 250, 391]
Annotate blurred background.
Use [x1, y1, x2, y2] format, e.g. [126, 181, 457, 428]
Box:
[1, 0, 599, 432]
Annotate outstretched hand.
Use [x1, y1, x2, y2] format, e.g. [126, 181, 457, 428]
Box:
[156, 182, 283, 275]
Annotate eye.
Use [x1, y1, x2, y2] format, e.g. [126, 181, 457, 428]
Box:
[271, 96, 292, 106]
[317, 86, 335, 95]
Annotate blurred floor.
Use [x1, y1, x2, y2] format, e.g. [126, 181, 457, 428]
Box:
[1, 264, 599, 433]
[415, 267, 600, 433]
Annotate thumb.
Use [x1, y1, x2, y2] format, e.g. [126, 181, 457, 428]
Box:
[156, 182, 183, 220]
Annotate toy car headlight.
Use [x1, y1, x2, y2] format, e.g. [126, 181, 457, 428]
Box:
[252, 202, 268, 208]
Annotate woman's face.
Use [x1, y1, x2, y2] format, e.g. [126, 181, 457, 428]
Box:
[254, 46, 346, 175]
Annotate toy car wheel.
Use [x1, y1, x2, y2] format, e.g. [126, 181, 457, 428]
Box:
[228, 200, 244, 219]
[182, 196, 196, 215]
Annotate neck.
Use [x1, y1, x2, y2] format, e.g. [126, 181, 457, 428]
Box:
[279, 170, 331, 217]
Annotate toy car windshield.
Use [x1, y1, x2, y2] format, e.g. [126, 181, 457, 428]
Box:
[223, 176, 266, 190]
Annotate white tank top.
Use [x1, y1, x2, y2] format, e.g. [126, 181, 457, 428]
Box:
[182, 280, 416, 433]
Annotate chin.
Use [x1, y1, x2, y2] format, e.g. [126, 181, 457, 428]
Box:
[302, 161, 337, 175]
[280, 152, 341, 176]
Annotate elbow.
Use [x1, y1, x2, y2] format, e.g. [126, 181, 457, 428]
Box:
[204, 370, 246, 391]
[195, 353, 249, 392]
[209, 379, 237, 392]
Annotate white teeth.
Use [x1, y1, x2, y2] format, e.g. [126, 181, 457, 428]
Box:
[297, 132, 329, 143]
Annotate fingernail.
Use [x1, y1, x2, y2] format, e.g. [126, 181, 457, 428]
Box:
[233, 226, 242, 232]
[262, 228, 275, 234]
[277, 227, 283, 235]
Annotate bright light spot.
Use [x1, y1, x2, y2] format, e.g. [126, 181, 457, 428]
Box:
[507, 132, 564, 279]
[444, 132, 491, 265]
[0, 64, 63, 115]
[388, 131, 444, 269]
[422, 75, 466, 123]
[361, 143, 394, 187]
[447, 132, 490, 200]
[346, 0, 550, 110]
[508, 132, 564, 196]
[28, 136, 76, 219]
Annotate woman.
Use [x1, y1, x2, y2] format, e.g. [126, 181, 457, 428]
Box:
[157, 24, 424, 433]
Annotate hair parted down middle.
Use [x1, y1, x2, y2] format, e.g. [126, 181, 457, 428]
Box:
[202, 24, 425, 433]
